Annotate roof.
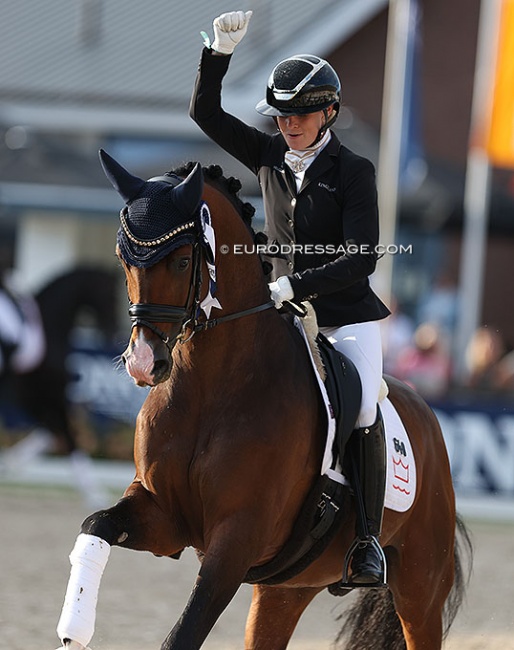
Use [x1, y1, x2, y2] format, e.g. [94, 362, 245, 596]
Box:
[1, 0, 388, 135]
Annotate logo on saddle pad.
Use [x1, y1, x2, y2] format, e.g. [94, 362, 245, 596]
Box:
[392, 456, 410, 487]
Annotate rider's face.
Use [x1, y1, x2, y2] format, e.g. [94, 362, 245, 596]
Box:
[277, 106, 333, 150]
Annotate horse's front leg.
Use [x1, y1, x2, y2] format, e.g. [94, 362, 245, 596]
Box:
[56, 481, 185, 650]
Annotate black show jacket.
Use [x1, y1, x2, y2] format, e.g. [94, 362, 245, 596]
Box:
[190, 48, 390, 327]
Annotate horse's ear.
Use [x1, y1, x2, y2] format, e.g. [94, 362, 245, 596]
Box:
[99, 149, 146, 203]
[174, 163, 204, 215]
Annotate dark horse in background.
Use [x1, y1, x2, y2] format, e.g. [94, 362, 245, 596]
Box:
[56, 154, 471, 650]
[0, 266, 120, 506]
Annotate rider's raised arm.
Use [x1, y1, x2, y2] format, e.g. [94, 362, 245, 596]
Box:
[189, 11, 274, 175]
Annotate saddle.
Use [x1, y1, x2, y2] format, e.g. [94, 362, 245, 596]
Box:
[243, 320, 363, 587]
[316, 332, 362, 469]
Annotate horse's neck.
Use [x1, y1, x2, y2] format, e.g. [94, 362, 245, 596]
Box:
[171, 236, 286, 382]
[171, 307, 296, 394]
[203, 189, 272, 330]
[171, 185, 291, 381]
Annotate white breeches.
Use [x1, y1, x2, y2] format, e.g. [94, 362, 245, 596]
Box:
[320, 320, 383, 428]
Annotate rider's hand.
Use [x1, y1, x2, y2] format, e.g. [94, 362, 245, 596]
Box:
[211, 10, 252, 55]
[268, 276, 294, 308]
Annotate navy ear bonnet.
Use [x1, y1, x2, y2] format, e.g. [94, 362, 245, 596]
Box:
[99, 149, 204, 268]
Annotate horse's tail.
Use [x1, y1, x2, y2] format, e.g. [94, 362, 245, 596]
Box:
[443, 513, 473, 636]
[333, 515, 473, 650]
[333, 588, 405, 650]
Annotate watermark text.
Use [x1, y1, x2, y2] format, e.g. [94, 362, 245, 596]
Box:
[220, 243, 413, 256]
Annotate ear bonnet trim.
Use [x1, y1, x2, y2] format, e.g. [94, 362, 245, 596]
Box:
[119, 208, 196, 248]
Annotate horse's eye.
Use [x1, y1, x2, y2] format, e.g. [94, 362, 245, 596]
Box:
[178, 257, 191, 271]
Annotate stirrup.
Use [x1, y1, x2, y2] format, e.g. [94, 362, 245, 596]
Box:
[332, 537, 388, 593]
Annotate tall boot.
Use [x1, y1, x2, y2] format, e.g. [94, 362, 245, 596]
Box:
[347, 408, 387, 585]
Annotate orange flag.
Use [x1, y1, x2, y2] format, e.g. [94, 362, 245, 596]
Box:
[486, 0, 514, 167]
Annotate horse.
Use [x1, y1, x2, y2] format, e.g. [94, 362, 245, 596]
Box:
[0, 266, 120, 506]
[55, 154, 471, 650]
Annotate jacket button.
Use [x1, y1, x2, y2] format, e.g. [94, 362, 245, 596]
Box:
[291, 198, 297, 207]
[288, 261, 294, 269]
[288, 219, 294, 227]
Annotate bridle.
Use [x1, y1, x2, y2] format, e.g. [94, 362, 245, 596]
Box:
[127, 181, 274, 349]
[128, 239, 203, 347]
[128, 236, 275, 349]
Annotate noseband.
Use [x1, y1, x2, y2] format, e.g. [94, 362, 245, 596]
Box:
[129, 239, 274, 347]
[128, 239, 203, 346]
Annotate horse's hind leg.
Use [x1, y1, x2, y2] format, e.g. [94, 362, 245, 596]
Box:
[390, 528, 455, 649]
[56, 481, 185, 650]
[244, 585, 324, 650]
[394, 584, 447, 650]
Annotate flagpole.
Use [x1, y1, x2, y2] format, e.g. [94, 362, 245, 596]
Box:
[376, 0, 414, 306]
[454, 0, 502, 382]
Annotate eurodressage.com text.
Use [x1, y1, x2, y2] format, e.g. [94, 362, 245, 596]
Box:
[221, 243, 413, 256]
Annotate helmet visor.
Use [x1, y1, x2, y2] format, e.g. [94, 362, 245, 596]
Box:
[255, 91, 338, 117]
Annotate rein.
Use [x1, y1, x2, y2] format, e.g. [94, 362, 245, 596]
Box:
[191, 300, 275, 333]
[128, 211, 274, 348]
[129, 291, 275, 346]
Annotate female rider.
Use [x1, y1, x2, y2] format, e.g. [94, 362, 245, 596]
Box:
[190, 10, 391, 587]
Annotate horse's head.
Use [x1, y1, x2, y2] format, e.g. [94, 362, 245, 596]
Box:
[100, 149, 206, 386]
[100, 150, 270, 387]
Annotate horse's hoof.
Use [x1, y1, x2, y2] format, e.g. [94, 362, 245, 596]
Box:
[55, 641, 92, 650]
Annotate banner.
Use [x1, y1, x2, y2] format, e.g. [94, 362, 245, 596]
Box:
[485, 0, 514, 167]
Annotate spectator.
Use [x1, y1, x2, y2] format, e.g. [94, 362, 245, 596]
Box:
[417, 272, 459, 343]
[393, 322, 452, 400]
[463, 326, 506, 394]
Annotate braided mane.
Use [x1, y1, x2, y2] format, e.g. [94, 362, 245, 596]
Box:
[166, 163, 271, 277]
[167, 162, 256, 230]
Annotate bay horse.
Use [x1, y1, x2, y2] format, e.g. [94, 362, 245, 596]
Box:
[1, 267, 120, 506]
[56, 153, 471, 650]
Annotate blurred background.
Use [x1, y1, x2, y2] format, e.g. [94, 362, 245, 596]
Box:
[1, 0, 514, 509]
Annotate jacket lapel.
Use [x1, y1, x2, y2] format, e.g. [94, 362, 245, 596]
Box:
[277, 163, 298, 197]
[299, 134, 341, 193]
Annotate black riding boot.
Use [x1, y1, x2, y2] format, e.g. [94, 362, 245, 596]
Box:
[347, 409, 387, 586]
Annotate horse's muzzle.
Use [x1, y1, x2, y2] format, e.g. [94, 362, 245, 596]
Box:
[122, 333, 172, 386]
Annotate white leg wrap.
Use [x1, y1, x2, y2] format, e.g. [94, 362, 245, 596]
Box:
[56, 534, 111, 648]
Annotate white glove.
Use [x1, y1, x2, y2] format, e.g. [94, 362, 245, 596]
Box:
[268, 276, 294, 308]
[211, 10, 252, 55]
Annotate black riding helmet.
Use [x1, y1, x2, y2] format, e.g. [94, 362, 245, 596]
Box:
[256, 54, 341, 132]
